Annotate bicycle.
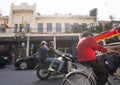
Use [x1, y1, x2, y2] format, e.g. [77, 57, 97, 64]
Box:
[62, 63, 120, 85]
[62, 52, 120, 85]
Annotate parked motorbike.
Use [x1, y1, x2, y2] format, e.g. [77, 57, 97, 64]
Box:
[35, 51, 77, 80]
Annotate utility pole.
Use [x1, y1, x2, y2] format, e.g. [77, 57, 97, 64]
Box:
[26, 33, 30, 56]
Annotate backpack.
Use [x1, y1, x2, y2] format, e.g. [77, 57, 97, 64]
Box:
[104, 54, 120, 74]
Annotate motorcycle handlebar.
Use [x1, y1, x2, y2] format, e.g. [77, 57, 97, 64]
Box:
[107, 49, 119, 53]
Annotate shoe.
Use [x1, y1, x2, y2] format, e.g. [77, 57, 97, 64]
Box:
[48, 67, 55, 71]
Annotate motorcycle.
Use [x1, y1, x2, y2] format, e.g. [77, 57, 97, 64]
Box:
[35, 51, 77, 80]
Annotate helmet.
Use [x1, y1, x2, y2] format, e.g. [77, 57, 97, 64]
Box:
[40, 41, 47, 45]
[49, 41, 55, 45]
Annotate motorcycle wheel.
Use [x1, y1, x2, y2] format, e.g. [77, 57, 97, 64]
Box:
[36, 67, 51, 80]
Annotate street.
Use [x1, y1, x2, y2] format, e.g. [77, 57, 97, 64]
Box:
[0, 65, 63, 85]
[0, 64, 120, 85]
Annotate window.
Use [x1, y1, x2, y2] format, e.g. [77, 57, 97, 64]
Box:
[0, 24, 5, 33]
[90, 23, 95, 27]
[19, 24, 23, 32]
[47, 23, 52, 33]
[56, 23, 61, 33]
[65, 23, 71, 33]
[38, 23, 43, 33]
[26, 24, 30, 33]
[14, 24, 18, 33]
[73, 23, 79, 25]
[81, 23, 87, 31]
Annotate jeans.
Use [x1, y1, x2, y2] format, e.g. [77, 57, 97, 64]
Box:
[46, 57, 55, 61]
[48, 57, 64, 71]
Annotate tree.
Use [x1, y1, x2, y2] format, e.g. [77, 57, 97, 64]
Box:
[104, 23, 111, 30]
[109, 15, 114, 21]
[109, 15, 114, 28]
[89, 8, 97, 17]
[95, 23, 104, 33]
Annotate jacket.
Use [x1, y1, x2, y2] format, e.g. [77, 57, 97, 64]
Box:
[77, 37, 107, 62]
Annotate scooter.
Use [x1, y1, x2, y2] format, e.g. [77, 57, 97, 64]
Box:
[35, 51, 77, 80]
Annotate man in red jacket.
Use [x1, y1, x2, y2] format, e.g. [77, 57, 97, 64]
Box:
[77, 31, 117, 85]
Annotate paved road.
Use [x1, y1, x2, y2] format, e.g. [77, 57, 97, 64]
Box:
[0, 64, 120, 85]
[76, 64, 120, 85]
[0, 65, 63, 85]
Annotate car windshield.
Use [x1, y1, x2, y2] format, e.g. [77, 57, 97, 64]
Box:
[33, 52, 39, 58]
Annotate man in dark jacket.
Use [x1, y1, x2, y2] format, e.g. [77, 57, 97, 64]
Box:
[38, 41, 49, 62]
[48, 41, 64, 73]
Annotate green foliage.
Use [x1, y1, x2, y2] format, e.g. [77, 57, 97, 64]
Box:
[105, 36, 119, 44]
[89, 8, 97, 17]
[71, 23, 88, 33]
[95, 24, 104, 33]
[104, 23, 113, 30]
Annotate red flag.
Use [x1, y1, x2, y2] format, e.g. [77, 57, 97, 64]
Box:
[94, 26, 120, 42]
[4, 18, 10, 28]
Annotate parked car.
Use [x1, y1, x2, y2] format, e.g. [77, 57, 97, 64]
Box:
[0, 57, 6, 68]
[15, 50, 73, 70]
[1, 55, 12, 64]
[0, 52, 12, 68]
[14, 52, 40, 70]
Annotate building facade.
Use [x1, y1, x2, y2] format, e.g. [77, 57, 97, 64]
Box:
[0, 2, 97, 58]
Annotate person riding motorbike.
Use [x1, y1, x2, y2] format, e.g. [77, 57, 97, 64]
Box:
[38, 40, 64, 73]
[48, 41, 64, 73]
[36, 41, 76, 80]
[77, 31, 118, 85]
[38, 40, 49, 62]
[38, 40, 56, 62]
